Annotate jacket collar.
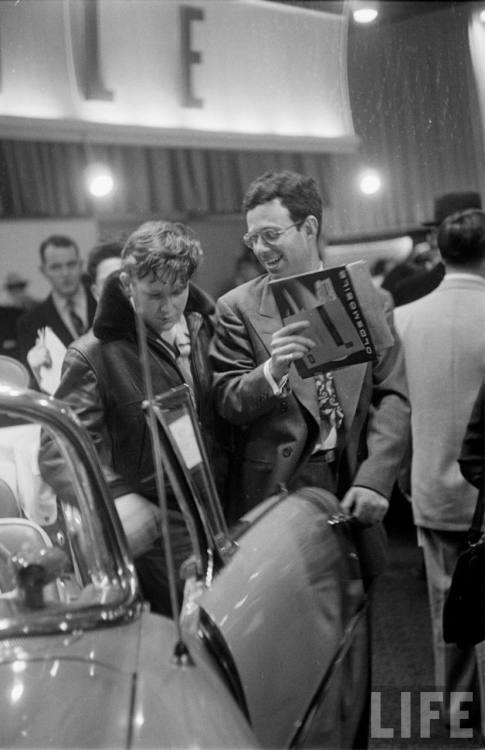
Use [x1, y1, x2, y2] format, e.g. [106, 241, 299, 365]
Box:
[441, 272, 485, 286]
[259, 276, 280, 319]
[93, 274, 214, 342]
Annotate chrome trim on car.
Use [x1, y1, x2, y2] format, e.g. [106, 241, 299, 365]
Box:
[0, 384, 142, 636]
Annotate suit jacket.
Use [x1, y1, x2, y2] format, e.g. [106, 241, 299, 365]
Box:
[394, 274, 485, 531]
[16, 288, 97, 372]
[392, 261, 445, 307]
[210, 274, 410, 521]
[381, 260, 418, 298]
[0, 306, 24, 360]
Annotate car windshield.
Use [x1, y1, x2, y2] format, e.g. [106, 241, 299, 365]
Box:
[0, 406, 138, 636]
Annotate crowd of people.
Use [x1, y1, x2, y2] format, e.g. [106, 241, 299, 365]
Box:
[3, 170, 485, 733]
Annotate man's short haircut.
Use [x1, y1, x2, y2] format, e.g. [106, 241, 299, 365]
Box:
[242, 170, 323, 237]
[438, 209, 485, 266]
[39, 235, 79, 263]
[86, 241, 123, 284]
[121, 221, 203, 287]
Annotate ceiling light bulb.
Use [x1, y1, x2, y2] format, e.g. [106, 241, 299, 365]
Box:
[353, 7, 378, 24]
[359, 170, 381, 195]
[85, 163, 114, 198]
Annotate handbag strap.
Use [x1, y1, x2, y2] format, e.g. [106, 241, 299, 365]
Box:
[467, 387, 485, 545]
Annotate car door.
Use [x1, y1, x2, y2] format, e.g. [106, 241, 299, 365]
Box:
[151, 386, 370, 749]
[183, 488, 370, 748]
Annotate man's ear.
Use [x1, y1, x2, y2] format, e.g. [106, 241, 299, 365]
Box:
[39, 264, 46, 280]
[119, 271, 132, 297]
[303, 215, 319, 238]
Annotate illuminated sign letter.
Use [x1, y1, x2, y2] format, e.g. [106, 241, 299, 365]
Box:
[180, 5, 203, 108]
[68, 0, 113, 101]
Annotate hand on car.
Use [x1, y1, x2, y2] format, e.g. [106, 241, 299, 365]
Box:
[269, 320, 315, 382]
[340, 486, 389, 525]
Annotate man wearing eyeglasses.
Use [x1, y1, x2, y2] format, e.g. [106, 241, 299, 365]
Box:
[210, 170, 410, 527]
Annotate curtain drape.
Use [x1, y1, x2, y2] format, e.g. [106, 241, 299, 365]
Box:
[0, 139, 334, 222]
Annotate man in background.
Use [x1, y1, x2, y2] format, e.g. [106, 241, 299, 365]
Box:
[394, 208, 485, 727]
[384, 192, 481, 306]
[85, 240, 123, 301]
[17, 234, 97, 385]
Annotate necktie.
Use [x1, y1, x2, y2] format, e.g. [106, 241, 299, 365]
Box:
[173, 332, 193, 389]
[314, 371, 344, 431]
[67, 299, 85, 338]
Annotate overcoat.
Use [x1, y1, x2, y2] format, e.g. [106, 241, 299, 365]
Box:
[395, 274, 485, 530]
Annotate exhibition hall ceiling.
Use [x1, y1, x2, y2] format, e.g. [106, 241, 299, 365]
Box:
[269, 1, 463, 24]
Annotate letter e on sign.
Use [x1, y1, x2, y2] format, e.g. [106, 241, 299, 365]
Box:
[180, 5, 204, 108]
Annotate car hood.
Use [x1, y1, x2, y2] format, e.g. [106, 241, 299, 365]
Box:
[0, 612, 259, 749]
[0, 621, 140, 748]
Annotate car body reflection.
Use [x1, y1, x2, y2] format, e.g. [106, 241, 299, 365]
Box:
[0, 381, 370, 748]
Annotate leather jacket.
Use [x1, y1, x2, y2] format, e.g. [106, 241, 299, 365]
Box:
[40, 274, 228, 504]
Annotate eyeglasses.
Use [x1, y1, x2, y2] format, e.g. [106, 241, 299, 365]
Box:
[243, 221, 303, 250]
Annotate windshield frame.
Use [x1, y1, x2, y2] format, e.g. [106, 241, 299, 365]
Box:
[0, 384, 142, 638]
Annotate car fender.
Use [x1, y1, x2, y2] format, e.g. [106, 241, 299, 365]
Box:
[185, 488, 368, 748]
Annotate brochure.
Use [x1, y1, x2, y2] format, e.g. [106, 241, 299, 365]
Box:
[269, 260, 394, 377]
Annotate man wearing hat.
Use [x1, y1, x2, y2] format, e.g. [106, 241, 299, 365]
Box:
[425, 191, 483, 226]
[391, 192, 482, 306]
[394, 204, 485, 728]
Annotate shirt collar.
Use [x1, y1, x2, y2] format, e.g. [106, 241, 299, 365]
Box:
[160, 315, 189, 348]
[52, 285, 86, 311]
[444, 272, 485, 285]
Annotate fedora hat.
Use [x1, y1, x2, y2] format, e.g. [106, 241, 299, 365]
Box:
[423, 191, 482, 227]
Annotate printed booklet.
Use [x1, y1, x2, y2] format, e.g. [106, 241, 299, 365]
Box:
[269, 260, 394, 377]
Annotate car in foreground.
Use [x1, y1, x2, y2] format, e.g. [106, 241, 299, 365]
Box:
[0, 374, 370, 748]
